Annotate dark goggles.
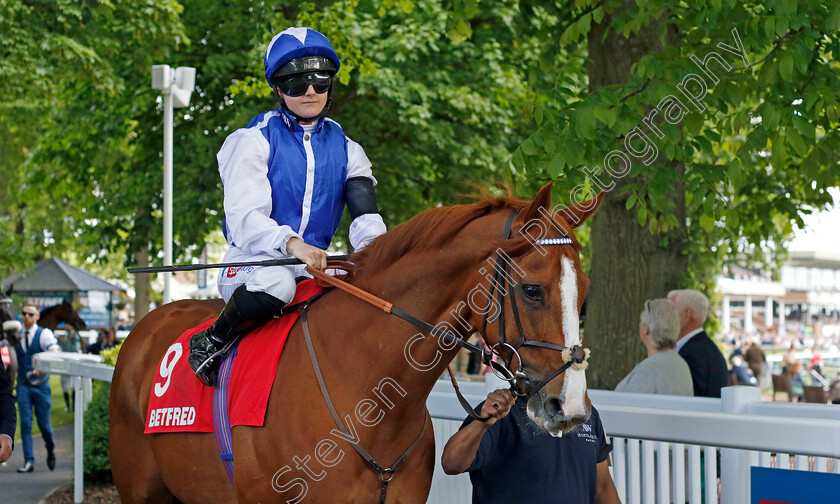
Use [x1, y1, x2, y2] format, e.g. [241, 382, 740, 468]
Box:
[272, 71, 334, 97]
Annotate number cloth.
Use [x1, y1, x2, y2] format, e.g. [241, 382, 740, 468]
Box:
[145, 280, 324, 434]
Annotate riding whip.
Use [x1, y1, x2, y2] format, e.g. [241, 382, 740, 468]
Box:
[127, 255, 350, 274]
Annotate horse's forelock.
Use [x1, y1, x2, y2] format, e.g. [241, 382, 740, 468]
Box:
[496, 211, 583, 262]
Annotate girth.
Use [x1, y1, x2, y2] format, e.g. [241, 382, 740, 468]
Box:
[297, 305, 427, 504]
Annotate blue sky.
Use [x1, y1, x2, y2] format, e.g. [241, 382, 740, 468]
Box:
[790, 187, 840, 254]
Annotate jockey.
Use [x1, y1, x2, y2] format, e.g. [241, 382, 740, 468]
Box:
[188, 27, 387, 386]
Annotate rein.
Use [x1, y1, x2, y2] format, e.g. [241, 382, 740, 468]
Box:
[304, 262, 508, 378]
[306, 209, 590, 400]
[304, 262, 505, 422]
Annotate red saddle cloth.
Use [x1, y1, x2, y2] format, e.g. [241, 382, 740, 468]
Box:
[145, 280, 324, 434]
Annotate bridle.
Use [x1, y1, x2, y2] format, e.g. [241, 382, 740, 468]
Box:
[304, 209, 590, 420]
[481, 210, 590, 398]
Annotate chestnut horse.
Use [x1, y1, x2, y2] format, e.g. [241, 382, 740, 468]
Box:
[110, 183, 600, 503]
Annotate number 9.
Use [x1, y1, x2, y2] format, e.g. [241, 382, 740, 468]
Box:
[154, 343, 183, 397]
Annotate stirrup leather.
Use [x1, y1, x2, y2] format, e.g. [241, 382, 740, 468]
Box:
[191, 335, 242, 386]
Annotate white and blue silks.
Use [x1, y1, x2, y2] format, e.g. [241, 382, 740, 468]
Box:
[217, 107, 386, 302]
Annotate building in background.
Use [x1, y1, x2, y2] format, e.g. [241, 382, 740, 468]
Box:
[718, 256, 840, 347]
[1, 257, 125, 329]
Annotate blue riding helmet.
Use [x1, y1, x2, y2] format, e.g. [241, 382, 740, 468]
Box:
[264, 27, 341, 84]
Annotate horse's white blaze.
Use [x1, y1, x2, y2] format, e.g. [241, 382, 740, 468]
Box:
[559, 256, 587, 418]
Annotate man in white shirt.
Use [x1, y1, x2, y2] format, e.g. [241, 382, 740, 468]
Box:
[14, 303, 60, 473]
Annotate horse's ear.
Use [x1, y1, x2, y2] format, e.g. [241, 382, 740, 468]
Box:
[522, 183, 553, 224]
[564, 191, 604, 228]
[5, 286, 12, 296]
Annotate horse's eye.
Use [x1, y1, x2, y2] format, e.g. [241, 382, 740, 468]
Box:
[521, 284, 543, 303]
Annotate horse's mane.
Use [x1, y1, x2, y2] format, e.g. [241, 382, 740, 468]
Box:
[40, 304, 59, 318]
[349, 192, 578, 277]
[40, 301, 72, 320]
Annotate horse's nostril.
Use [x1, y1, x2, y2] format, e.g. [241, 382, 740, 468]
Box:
[544, 398, 563, 419]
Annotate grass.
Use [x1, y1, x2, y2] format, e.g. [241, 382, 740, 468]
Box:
[13, 374, 76, 445]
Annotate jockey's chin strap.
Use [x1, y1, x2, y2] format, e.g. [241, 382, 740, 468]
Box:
[304, 261, 510, 422]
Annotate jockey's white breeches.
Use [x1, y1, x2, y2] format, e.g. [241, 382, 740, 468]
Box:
[216, 247, 309, 303]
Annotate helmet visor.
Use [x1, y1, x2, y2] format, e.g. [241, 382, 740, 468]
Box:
[272, 71, 334, 97]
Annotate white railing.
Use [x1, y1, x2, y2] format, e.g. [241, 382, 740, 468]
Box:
[425, 379, 840, 504]
[766, 349, 840, 371]
[30, 355, 840, 504]
[34, 353, 114, 504]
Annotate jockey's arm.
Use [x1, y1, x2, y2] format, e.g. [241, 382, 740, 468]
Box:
[345, 137, 386, 251]
[219, 128, 303, 257]
[346, 177, 386, 251]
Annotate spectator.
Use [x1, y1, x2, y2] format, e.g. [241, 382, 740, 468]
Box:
[615, 299, 693, 396]
[441, 389, 620, 503]
[808, 351, 824, 378]
[13, 303, 60, 473]
[58, 330, 83, 412]
[787, 361, 806, 399]
[1, 344, 15, 463]
[86, 329, 116, 356]
[729, 355, 758, 386]
[780, 345, 796, 373]
[828, 372, 840, 405]
[744, 338, 767, 386]
[668, 289, 729, 398]
[729, 339, 746, 361]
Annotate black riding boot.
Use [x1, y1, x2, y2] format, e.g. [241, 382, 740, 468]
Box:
[188, 285, 284, 386]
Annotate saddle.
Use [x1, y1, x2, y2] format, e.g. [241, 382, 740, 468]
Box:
[145, 279, 325, 435]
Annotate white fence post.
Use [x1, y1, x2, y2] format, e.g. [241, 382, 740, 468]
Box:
[720, 386, 761, 503]
[73, 375, 84, 504]
[33, 353, 114, 504]
[84, 377, 93, 411]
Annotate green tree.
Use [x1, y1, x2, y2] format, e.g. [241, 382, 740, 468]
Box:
[6, 0, 838, 396]
[12, 0, 558, 291]
[0, 0, 186, 288]
[508, 0, 840, 388]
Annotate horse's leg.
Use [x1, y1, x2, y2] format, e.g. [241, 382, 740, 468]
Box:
[110, 405, 174, 503]
[110, 335, 173, 504]
[111, 300, 234, 504]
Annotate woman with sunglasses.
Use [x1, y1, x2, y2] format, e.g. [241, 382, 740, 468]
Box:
[189, 27, 386, 386]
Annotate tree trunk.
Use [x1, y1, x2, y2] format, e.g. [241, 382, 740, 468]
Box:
[584, 6, 688, 389]
[134, 247, 151, 322]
